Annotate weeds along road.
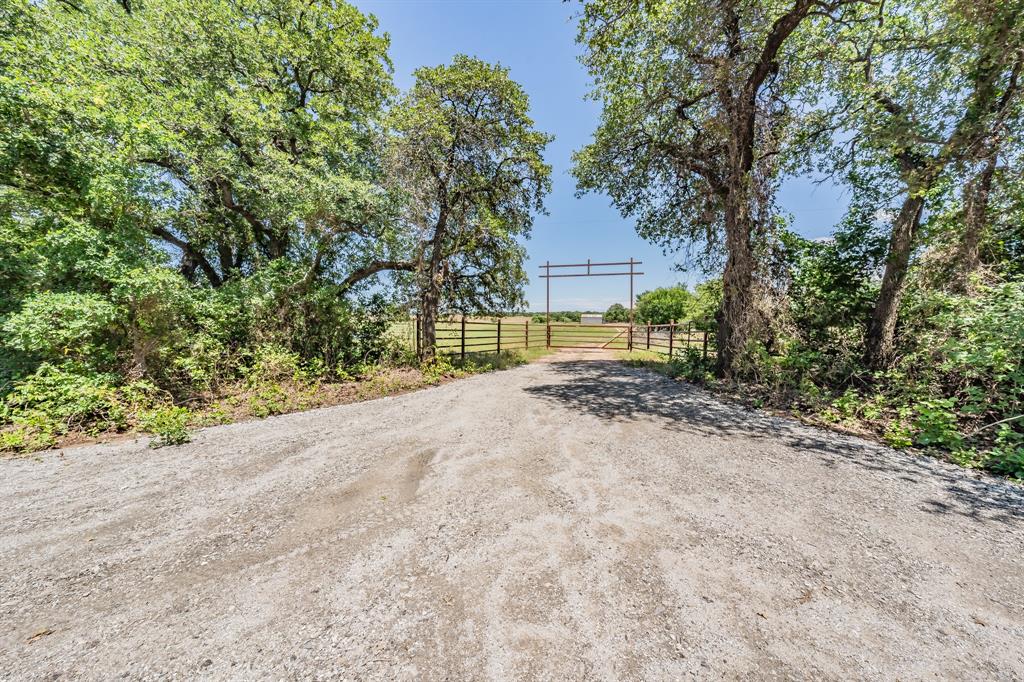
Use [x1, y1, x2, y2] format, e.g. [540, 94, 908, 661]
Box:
[2, 351, 1023, 679]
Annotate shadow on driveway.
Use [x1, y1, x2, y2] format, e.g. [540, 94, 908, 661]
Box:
[524, 358, 1024, 524]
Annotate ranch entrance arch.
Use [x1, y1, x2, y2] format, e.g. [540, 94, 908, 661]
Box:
[539, 259, 643, 351]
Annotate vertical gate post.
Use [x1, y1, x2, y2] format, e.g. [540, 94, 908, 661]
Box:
[415, 313, 421, 358]
[546, 321, 551, 349]
[669, 319, 674, 359]
[646, 323, 650, 350]
[628, 258, 635, 352]
[525, 320, 529, 349]
[545, 260, 550, 325]
[702, 328, 709, 361]
[460, 315, 466, 362]
[497, 318, 501, 353]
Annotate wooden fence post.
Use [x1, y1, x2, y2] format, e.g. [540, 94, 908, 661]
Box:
[646, 323, 650, 350]
[546, 321, 551, 349]
[415, 313, 421, 358]
[702, 328, 709, 361]
[497, 318, 501, 353]
[461, 315, 466, 362]
[525, 320, 529, 349]
[686, 321, 692, 350]
[668, 319, 674, 359]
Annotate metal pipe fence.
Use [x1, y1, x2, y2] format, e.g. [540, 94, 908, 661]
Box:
[411, 316, 715, 362]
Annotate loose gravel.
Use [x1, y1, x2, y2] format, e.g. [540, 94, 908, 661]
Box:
[2, 351, 1023, 680]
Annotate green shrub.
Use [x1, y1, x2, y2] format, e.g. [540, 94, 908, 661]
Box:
[3, 363, 125, 433]
[988, 426, 1024, 479]
[241, 344, 304, 386]
[421, 355, 463, 383]
[249, 384, 289, 418]
[912, 398, 962, 449]
[2, 292, 119, 364]
[661, 348, 715, 384]
[140, 406, 191, 447]
[883, 410, 915, 449]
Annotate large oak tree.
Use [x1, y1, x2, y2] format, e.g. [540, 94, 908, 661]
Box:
[832, 0, 1023, 367]
[384, 56, 552, 356]
[573, 0, 869, 376]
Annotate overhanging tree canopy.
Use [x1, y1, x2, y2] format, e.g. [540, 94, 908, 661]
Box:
[573, 0, 871, 375]
[385, 55, 552, 354]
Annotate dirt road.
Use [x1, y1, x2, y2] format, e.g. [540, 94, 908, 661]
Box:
[2, 351, 1023, 679]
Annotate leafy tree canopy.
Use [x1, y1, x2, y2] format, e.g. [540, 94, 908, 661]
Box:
[385, 55, 552, 350]
[634, 287, 694, 325]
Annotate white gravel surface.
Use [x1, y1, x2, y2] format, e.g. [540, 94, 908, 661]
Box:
[2, 350, 1023, 680]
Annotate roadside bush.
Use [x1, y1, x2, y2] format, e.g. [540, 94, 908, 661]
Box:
[139, 406, 191, 447]
[2, 292, 119, 366]
[722, 261, 1024, 478]
[668, 348, 716, 384]
[241, 344, 305, 386]
[2, 363, 126, 436]
[421, 355, 458, 384]
[988, 426, 1024, 479]
[0, 363, 188, 452]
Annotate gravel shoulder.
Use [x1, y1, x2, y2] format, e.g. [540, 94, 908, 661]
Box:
[2, 350, 1023, 680]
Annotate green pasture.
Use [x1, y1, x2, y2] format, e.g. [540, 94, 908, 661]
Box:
[393, 319, 709, 355]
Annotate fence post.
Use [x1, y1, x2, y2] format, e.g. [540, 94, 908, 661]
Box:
[628, 322, 633, 352]
[669, 319, 674, 359]
[461, 314, 466, 362]
[646, 323, 650, 350]
[525, 320, 529, 349]
[497, 318, 501, 353]
[702, 328, 708, 361]
[546, 320, 551, 349]
[686, 321, 692, 350]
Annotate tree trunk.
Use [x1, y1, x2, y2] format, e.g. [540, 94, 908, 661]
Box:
[417, 208, 451, 360]
[127, 307, 148, 380]
[420, 283, 440, 360]
[864, 194, 926, 369]
[956, 151, 997, 292]
[716, 171, 756, 377]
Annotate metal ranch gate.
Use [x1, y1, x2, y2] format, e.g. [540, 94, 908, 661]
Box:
[413, 257, 713, 361]
[413, 316, 713, 361]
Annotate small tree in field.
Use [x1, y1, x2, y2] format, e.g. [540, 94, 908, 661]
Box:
[635, 286, 695, 325]
[604, 303, 629, 323]
[385, 56, 552, 356]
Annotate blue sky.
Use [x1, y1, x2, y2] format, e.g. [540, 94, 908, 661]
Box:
[355, 0, 849, 311]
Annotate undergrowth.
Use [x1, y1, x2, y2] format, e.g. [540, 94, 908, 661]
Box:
[0, 347, 544, 455]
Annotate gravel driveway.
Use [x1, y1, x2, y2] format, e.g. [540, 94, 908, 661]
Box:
[2, 351, 1023, 680]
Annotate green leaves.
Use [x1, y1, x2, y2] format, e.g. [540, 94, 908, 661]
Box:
[2, 292, 118, 363]
[573, 0, 847, 269]
[2, 0, 397, 289]
[387, 55, 552, 316]
[634, 286, 695, 325]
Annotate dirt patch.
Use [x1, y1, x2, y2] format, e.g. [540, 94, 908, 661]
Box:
[1, 350, 1022, 679]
